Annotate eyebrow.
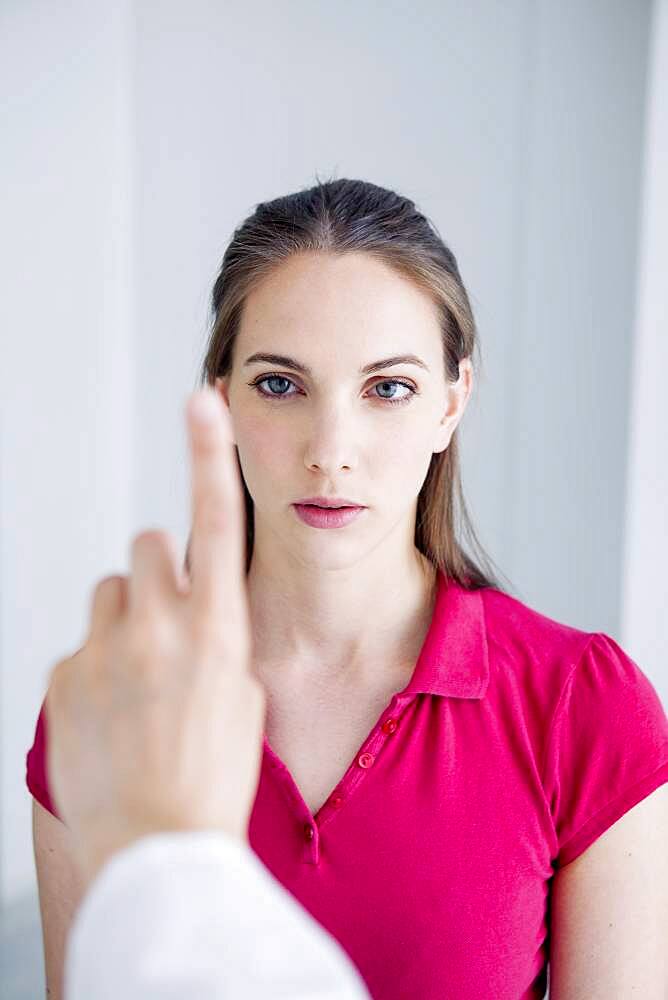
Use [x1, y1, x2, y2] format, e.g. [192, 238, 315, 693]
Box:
[242, 352, 430, 376]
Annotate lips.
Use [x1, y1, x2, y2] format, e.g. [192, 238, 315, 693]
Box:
[307, 503, 354, 509]
[296, 496, 365, 508]
[293, 503, 366, 528]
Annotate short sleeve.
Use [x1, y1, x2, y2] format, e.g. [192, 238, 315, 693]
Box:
[26, 698, 63, 821]
[543, 631, 668, 870]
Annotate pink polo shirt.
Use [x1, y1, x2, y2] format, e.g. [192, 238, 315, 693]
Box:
[26, 571, 668, 999]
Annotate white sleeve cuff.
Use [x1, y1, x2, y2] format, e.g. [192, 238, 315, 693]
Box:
[65, 830, 370, 1000]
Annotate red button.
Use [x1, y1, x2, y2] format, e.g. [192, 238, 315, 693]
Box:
[358, 752, 375, 768]
[303, 823, 314, 841]
[381, 717, 398, 734]
[331, 795, 344, 808]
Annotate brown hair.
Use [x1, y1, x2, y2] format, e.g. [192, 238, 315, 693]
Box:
[184, 174, 515, 595]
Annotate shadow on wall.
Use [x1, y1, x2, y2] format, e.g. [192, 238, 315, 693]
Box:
[0, 891, 45, 998]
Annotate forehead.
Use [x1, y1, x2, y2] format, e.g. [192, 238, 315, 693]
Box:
[239, 251, 442, 349]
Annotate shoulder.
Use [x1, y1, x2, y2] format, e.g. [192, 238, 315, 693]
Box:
[471, 586, 668, 872]
[473, 586, 667, 782]
[475, 585, 596, 710]
[479, 585, 593, 661]
[473, 584, 666, 712]
[26, 699, 62, 821]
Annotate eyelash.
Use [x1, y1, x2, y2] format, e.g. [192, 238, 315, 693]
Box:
[247, 374, 418, 407]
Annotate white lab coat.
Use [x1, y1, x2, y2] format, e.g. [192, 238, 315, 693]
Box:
[64, 830, 371, 1000]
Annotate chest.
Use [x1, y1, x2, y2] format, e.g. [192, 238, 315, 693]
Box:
[261, 674, 404, 818]
[250, 688, 555, 1000]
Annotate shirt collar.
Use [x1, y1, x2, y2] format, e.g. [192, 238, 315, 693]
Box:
[401, 569, 490, 700]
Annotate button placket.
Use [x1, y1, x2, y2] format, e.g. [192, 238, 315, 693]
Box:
[301, 819, 320, 863]
[293, 698, 408, 852]
[320, 708, 403, 825]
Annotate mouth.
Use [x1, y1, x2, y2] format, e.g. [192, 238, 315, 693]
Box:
[305, 503, 358, 509]
[292, 502, 367, 529]
[294, 497, 367, 509]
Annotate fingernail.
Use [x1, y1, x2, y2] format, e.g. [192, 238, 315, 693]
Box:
[190, 390, 221, 424]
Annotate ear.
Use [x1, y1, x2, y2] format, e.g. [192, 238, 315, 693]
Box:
[432, 357, 474, 455]
[214, 375, 230, 407]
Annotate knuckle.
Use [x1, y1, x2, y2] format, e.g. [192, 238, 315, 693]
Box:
[128, 610, 176, 654]
[47, 658, 66, 691]
[190, 611, 246, 658]
[193, 500, 229, 533]
[190, 614, 225, 649]
[94, 573, 125, 594]
[192, 421, 218, 450]
[48, 656, 77, 704]
[51, 645, 86, 679]
[131, 529, 170, 555]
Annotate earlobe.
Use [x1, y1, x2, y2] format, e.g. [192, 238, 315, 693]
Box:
[459, 358, 474, 403]
[431, 413, 456, 455]
[434, 430, 455, 455]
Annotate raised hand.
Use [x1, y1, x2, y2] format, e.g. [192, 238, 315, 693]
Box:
[44, 387, 265, 887]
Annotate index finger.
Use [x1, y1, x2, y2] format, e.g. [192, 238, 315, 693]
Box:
[186, 387, 247, 631]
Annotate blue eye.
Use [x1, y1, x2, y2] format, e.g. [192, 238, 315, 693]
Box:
[247, 374, 418, 407]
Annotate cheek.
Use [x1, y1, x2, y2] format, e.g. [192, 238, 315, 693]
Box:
[237, 413, 431, 489]
[237, 416, 293, 471]
[377, 422, 428, 463]
[375, 424, 434, 487]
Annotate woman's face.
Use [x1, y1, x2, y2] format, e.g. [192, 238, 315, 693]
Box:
[215, 251, 472, 567]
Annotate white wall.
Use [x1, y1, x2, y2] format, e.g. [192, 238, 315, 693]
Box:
[622, 0, 668, 705]
[1, 0, 663, 967]
[1, 0, 136, 904]
[506, 1, 653, 633]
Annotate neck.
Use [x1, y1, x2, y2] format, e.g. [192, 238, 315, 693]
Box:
[247, 547, 437, 688]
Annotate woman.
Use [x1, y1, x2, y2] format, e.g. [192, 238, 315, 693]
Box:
[27, 176, 668, 999]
